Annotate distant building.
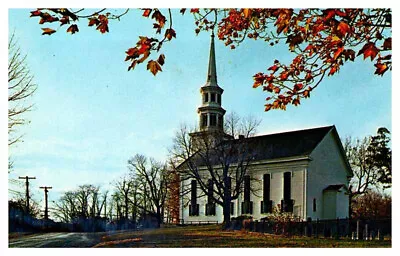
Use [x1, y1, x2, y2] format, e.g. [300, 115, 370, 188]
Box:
[179, 33, 353, 223]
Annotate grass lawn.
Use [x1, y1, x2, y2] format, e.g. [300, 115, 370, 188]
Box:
[94, 224, 391, 248]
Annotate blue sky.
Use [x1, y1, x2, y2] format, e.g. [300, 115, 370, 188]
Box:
[7, 8, 392, 206]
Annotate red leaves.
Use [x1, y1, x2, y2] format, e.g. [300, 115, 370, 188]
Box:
[268, 65, 279, 72]
[88, 18, 100, 27]
[30, 9, 41, 17]
[190, 9, 200, 13]
[147, 60, 162, 76]
[157, 54, 165, 66]
[41, 28, 56, 35]
[294, 83, 304, 91]
[142, 9, 152, 17]
[66, 24, 79, 34]
[280, 72, 288, 81]
[305, 72, 313, 82]
[96, 15, 109, 33]
[358, 42, 379, 61]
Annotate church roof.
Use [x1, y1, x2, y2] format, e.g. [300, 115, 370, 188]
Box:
[180, 125, 335, 168]
[240, 125, 334, 161]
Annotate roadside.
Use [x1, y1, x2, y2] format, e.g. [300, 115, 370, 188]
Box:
[9, 225, 391, 248]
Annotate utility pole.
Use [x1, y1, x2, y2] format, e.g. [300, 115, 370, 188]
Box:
[39, 186, 52, 220]
[18, 176, 36, 213]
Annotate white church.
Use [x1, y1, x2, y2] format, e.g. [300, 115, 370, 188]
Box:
[179, 33, 353, 223]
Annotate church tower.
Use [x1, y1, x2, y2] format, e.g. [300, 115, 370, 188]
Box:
[190, 32, 232, 144]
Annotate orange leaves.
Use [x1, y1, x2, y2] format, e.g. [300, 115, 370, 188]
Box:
[328, 65, 337, 76]
[336, 21, 351, 37]
[142, 9, 152, 17]
[374, 63, 389, 76]
[41, 28, 56, 35]
[66, 24, 79, 34]
[165, 28, 176, 40]
[151, 10, 166, 33]
[253, 73, 265, 88]
[39, 12, 59, 24]
[358, 42, 379, 61]
[333, 46, 344, 60]
[60, 16, 70, 26]
[243, 8, 252, 18]
[147, 60, 162, 76]
[190, 9, 200, 13]
[87, 15, 109, 33]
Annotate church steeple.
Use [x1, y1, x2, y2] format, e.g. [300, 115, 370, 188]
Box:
[207, 31, 218, 86]
[196, 33, 226, 132]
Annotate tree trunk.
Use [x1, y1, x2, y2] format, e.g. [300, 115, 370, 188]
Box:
[156, 207, 162, 228]
[222, 201, 231, 230]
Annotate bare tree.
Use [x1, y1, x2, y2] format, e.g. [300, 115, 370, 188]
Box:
[344, 137, 378, 197]
[8, 33, 37, 148]
[170, 113, 261, 228]
[53, 184, 105, 222]
[128, 154, 169, 227]
[114, 175, 134, 220]
[224, 111, 261, 139]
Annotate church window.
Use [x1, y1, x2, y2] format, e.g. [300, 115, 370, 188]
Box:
[217, 94, 221, 104]
[210, 113, 217, 126]
[244, 175, 250, 201]
[207, 179, 213, 202]
[263, 174, 271, 201]
[313, 198, 317, 212]
[283, 172, 291, 200]
[211, 93, 216, 102]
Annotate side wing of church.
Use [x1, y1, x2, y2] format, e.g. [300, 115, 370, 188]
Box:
[179, 33, 353, 223]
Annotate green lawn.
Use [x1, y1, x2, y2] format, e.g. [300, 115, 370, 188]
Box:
[94, 225, 391, 248]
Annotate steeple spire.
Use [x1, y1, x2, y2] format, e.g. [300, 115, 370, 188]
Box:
[207, 31, 218, 86]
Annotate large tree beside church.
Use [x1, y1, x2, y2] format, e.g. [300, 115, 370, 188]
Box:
[170, 112, 261, 228]
[29, 8, 391, 111]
